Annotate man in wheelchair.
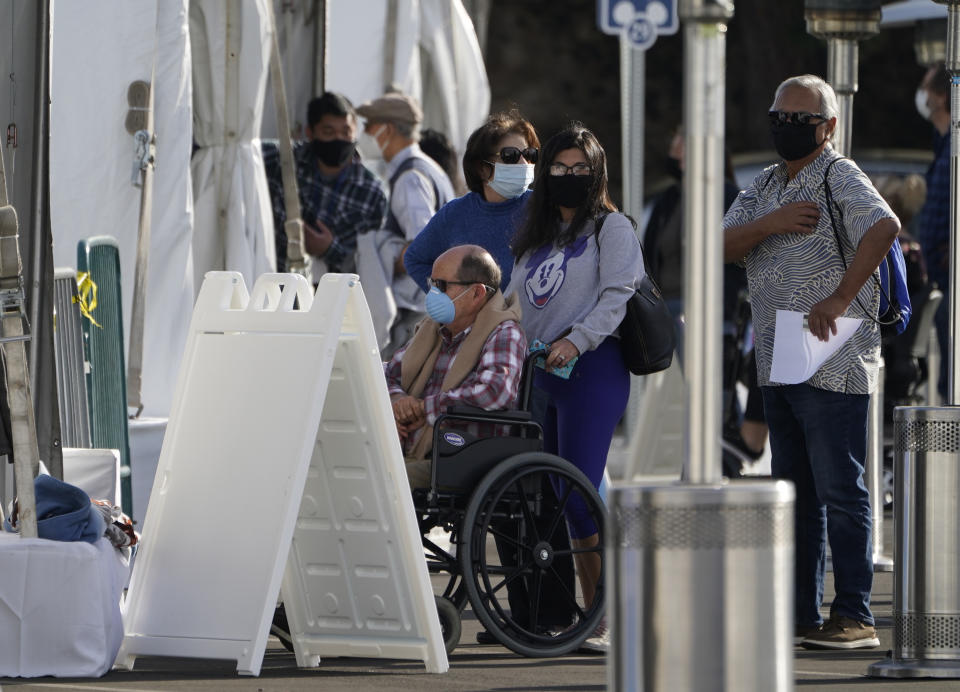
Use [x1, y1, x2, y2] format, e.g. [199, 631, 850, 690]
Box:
[383, 244, 526, 487]
[381, 246, 605, 658]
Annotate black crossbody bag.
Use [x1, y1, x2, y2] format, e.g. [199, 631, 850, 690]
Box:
[595, 214, 676, 375]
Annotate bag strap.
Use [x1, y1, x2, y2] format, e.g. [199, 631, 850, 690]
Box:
[594, 212, 656, 291]
[823, 156, 899, 327]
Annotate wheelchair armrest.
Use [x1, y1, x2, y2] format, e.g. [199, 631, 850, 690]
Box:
[445, 404, 532, 422]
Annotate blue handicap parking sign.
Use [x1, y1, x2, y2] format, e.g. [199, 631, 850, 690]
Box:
[597, 0, 678, 50]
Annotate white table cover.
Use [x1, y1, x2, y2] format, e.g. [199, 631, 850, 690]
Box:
[0, 535, 129, 678]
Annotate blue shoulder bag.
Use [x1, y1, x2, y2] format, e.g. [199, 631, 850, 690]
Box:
[824, 157, 911, 336]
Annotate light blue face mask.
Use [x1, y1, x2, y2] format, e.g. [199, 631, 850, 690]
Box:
[487, 162, 535, 199]
[425, 285, 472, 324]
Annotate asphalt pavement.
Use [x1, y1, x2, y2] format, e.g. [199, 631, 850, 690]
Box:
[5, 513, 960, 691]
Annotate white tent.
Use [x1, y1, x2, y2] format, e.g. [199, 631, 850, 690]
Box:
[49, 0, 194, 419]
[190, 0, 277, 294]
[263, 0, 490, 161]
[39, 0, 490, 430]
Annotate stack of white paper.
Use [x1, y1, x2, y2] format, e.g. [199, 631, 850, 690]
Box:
[769, 309, 862, 385]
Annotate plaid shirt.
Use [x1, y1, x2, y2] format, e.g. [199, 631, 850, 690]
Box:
[384, 320, 527, 452]
[262, 141, 387, 272]
[917, 129, 950, 287]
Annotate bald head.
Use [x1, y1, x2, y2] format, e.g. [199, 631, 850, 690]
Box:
[437, 244, 501, 292]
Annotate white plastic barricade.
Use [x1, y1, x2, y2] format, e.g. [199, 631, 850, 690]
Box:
[116, 272, 446, 676]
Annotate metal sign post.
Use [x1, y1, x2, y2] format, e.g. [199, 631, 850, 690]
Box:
[597, 0, 680, 219]
[599, 0, 677, 452]
[606, 2, 795, 690]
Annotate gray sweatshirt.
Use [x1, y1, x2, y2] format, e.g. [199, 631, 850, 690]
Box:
[506, 213, 645, 355]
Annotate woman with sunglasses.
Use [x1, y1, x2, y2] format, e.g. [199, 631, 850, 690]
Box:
[507, 123, 644, 653]
[403, 110, 539, 293]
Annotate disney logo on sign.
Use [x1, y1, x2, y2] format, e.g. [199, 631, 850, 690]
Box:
[596, 0, 678, 50]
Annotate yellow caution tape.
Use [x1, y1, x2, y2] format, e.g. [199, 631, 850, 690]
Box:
[73, 272, 102, 328]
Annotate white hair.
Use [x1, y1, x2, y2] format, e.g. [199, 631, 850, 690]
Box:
[771, 74, 840, 121]
[393, 120, 421, 142]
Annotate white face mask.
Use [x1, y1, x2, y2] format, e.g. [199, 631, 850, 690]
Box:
[357, 125, 387, 160]
[486, 162, 535, 199]
[916, 88, 932, 121]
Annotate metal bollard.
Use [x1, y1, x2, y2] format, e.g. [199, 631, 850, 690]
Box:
[869, 406, 960, 678]
[608, 480, 795, 691]
[866, 359, 893, 571]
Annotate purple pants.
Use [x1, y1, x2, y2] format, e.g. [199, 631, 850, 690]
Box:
[535, 337, 630, 539]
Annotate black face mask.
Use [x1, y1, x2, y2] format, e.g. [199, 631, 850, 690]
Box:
[665, 156, 683, 181]
[309, 138, 356, 168]
[770, 122, 820, 161]
[547, 174, 592, 208]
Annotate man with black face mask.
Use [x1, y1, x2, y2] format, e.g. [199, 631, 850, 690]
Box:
[723, 74, 900, 651]
[263, 92, 387, 278]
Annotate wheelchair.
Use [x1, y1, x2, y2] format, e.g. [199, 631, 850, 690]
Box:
[416, 350, 606, 657]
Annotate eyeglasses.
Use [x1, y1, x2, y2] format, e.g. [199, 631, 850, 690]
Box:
[489, 146, 539, 165]
[430, 278, 495, 294]
[549, 162, 592, 177]
[768, 110, 826, 127]
[430, 278, 474, 293]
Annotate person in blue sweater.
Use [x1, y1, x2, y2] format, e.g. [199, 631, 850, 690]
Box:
[403, 110, 539, 291]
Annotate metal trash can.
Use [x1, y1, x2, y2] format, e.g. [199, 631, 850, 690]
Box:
[869, 406, 960, 678]
[608, 480, 795, 691]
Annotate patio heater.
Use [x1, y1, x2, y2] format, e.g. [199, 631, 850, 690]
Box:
[869, 0, 960, 679]
[916, 16, 948, 66]
[805, 0, 892, 573]
[607, 2, 795, 690]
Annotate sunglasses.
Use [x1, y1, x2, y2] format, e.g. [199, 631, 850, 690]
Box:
[490, 146, 539, 165]
[768, 110, 826, 126]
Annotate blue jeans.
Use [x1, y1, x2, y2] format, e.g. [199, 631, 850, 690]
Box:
[761, 384, 874, 627]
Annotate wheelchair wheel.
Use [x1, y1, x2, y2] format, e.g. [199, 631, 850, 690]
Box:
[435, 595, 462, 654]
[459, 452, 605, 657]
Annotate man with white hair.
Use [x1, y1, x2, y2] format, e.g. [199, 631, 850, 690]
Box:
[722, 74, 900, 650]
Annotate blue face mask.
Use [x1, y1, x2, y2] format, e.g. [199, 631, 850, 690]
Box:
[487, 162, 535, 199]
[425, 285, 471, 324]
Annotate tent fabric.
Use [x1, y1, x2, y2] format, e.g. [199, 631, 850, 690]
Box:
[260, 1, 322, 140]
[417, 0, 490, 157]
[49, 0, 194, 418]
[47, 0, 486, 428]
[265, 0, 489, 164]
[190, 0, 276, 292]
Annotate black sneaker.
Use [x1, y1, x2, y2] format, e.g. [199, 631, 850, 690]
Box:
[795, 623, 820, 645]
[475, 630, 497, 645]
[722, 428, 764, 461]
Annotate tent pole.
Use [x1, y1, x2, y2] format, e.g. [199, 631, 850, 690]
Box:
[313, 0, 328, 95]
[28, 0, 49, 396]
[266, 0, 307, 276]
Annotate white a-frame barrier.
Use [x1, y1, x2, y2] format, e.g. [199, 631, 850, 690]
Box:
[116, 272, 447, 676]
